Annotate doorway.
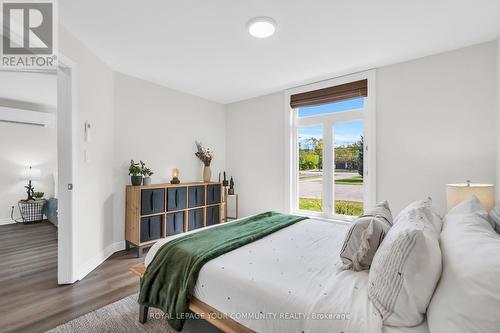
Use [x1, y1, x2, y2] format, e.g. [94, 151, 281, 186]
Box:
[0, 56, 77, 285]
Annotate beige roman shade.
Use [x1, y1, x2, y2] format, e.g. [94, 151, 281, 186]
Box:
[290, 79, 368, 108]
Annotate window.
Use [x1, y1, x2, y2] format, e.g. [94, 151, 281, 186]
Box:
[288, 73, 375, 221]
[298, 125, 323, 212]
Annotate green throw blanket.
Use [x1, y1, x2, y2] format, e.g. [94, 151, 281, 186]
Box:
[138, 211, 307, 331]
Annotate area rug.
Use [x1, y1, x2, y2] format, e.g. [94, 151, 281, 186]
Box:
[46, 294, 221, 333]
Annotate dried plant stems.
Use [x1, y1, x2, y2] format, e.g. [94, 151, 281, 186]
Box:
[195, 141, 213, 166]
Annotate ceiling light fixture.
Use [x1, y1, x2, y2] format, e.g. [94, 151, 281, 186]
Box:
[247, 17, 276, 38]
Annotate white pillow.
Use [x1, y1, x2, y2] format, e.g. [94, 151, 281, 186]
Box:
[368, 198, 442, 327]
[427, 196, 500, 333]
[448, 195, 487, 216]
[400, 198, 443, 233]
[488, 201, 500, 233]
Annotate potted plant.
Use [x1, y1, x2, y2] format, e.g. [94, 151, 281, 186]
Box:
[141, 161, 154, 186]
[33, 192, 45, 200]
[129, 160, 143, 186]
[195, 141, 213, 182]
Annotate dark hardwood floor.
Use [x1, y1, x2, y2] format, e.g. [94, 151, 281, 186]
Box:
[0, 222, 143, 333]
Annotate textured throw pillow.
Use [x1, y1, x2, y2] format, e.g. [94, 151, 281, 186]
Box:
[340, 200, 393, 271]
[368, 198, 442, 327]
[428, 196, 500, 333]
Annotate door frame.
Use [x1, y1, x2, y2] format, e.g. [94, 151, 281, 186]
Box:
[57, 54, 78, 284]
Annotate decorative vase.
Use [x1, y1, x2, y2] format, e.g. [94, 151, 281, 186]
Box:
[142, 177, 151, 186]
[203, 166, 211, 182]
[131, 175, 143, 186]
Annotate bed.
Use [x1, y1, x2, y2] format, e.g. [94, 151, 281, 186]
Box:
[138, 216, 396, 333]
[131, 196, 500, 333]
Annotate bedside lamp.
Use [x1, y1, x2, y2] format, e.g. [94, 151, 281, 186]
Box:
[446, 181, 495, 211]
[170, 168, 180, 184]
[22, 166, 41, 201]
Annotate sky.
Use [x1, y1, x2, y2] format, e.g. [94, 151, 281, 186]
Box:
[298, 98, 364, 147]
[298, 98, 364, 117]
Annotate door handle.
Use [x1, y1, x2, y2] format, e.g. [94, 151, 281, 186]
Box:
[175, 190, 178, 207]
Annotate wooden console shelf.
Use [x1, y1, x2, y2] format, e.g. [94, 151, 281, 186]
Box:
[125, 181, 223, 257]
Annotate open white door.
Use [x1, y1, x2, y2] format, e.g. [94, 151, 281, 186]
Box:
[57, 58, 77, 284]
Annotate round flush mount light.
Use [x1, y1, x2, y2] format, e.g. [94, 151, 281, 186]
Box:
[247, 17, 276, 38]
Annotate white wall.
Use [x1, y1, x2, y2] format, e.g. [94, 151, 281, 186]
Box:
[377, 41, 496, 214]
[59, 27, 116, 279]
[226, 41, 497, 217]
[112, 73, 226, 245]
[0, 72, 57, 223]
[225, 93, 285, 217]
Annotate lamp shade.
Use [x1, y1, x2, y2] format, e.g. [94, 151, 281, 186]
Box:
[172, 168, 179, 178]
[446, 182, 495, 211]
[22, 166, 41, 181]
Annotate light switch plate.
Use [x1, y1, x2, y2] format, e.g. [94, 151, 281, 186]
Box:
[84, 149, 90, 163]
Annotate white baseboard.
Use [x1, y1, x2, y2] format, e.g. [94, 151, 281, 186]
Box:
[0, 218, 15, 225]
[76, 240, 125, 281]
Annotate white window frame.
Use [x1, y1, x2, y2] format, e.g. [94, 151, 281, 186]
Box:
[283, 70, 376, 221]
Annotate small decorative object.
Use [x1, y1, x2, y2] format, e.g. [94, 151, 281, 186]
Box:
[25, 183, 35, 201]
[222, 171, 228, 187]
[22, 166, 40, 201]
[171, 168, 180, 184]
[221, 172, 229, 204]
[446, 180, 495, 211]
[129, 160, 143, 186]
[141, 161, 154, 186]
[33, 192, 45, 200]
[195, 141, 213, 182]
[228, 177, 235, 195]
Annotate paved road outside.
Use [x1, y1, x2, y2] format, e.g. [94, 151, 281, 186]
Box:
[299, 171, 363, 202]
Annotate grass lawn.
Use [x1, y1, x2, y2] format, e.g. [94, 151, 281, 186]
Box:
[299, 198, 364, 216]
[334, 176, 364, 185]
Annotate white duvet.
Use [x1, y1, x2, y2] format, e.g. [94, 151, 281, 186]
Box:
[145, 217, 383, 333]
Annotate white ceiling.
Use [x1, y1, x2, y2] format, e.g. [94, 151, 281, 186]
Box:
[60, 0, 500, 104]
